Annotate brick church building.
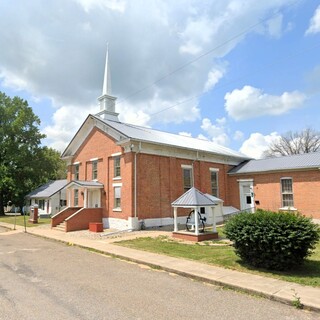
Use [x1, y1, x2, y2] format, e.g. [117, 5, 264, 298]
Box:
[51, 51, 320, 232]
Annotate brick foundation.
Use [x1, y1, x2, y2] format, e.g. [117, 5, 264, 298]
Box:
[172, 231, 219, 242]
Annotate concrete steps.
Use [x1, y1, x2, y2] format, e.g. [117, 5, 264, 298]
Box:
[53, 221, 66, 232]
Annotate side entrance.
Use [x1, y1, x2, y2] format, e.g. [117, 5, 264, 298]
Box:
[239, 179, 255, 212]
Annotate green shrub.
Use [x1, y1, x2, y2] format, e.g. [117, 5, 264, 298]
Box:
[224, 210, 320, 271]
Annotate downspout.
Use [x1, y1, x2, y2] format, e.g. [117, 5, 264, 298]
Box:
[192, 150, 199, 188]
[134, 142, 142, 219]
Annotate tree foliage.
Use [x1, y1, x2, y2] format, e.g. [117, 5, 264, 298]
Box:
[263, 128, 320, 158]
[0, 92, 66, 215]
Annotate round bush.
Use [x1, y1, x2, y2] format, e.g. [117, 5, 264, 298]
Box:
[224, 210, 320, 271]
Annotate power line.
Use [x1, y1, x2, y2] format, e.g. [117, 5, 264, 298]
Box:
[116, 0, 303, 106]
[145, 39, 320, 121]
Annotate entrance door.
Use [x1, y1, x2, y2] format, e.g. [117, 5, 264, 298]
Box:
[239, 180, 254, 212]
[88, 190, 101, 208]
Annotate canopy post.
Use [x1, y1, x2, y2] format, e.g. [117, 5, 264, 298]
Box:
[173, 207, 178, 232]
[84, 188, 88, 208]
[194, 206, 199, 235]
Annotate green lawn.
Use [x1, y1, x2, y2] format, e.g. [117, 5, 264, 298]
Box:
[0, 215, 51, 228]
[116, 227, 320, 287]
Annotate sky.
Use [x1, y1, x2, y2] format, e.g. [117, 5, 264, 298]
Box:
[0, 0, 320, 159]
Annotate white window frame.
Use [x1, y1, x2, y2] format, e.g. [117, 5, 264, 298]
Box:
[280, 177, 294, 208]
[181, 165, 193, 192]
[113, 156, 121, 178]
[74, 189, 79, 207]
[92, 160, 98, 180]
[113, 183, 122, 211]
[210, 168, 219, 197]
[74, 163, 79, 180]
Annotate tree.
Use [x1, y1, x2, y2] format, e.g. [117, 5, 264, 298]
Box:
[263, 128, 320, 158]
[0, 92, 66, 215]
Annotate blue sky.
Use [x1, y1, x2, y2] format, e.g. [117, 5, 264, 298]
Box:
[0, 0, 319, 158]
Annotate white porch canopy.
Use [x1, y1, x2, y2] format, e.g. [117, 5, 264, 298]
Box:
[171, 187, 221, 235]
[65, 180, 104, 208]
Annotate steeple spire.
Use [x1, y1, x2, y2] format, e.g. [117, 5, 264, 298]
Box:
[97, 45, 119, 121]
[102, 43, 112, 96]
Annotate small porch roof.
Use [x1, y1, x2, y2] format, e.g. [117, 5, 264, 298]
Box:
[172, 187, 220, 208]
[66, 180, 104, 189]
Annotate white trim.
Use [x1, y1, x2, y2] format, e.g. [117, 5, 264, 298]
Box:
[112, 177, 122, 181]
[237, 179, 254, 182]
[112, 208, 122, 212]
[209, 168, 219, 172]
[112, 182, 122, 187]
[73, 161, 80, 165]
[111, 152, 122, 157]
[90, 157, 99, 161]
[181, 164, 193, 169]
[279, 206, 297, 211]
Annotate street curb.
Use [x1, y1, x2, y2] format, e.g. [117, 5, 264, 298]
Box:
[24, 230, 319, 313]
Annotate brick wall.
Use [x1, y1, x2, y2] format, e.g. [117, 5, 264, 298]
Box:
[136, 154, 231, 220]
[228, 169, 320, 219]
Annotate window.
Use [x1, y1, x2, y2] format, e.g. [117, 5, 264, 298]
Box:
[281, 178, 294, 207]
[74, 189, 79, 207]
[74, 164, 79, 180]
[182, 166, 193, 192]
[210, 169, 219, 197]
[38, 199, 45, 210]
[114, 156, 121, 178]
[92, 161, 98, 180]
[114, 186, 121, 209]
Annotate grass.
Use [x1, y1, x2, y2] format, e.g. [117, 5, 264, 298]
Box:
[0, 214, 51, 228]
[116, 227, 320, 288]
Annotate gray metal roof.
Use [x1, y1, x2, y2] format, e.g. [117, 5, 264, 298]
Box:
[172, 187, 221, 207]
[229, 152, 320, 174]
[95, 116, 249, 160]
[26, 180, 67, 199]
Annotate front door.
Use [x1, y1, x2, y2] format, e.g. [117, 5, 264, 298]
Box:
[239, 180, 254, 212]
[88, 190, 101, 208]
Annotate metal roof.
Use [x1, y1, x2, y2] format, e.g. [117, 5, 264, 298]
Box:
[95, 116, 249, 160]
[229, 152, 320, 174]
[26, 180, 67, 198]
[172, 187, 221, 207]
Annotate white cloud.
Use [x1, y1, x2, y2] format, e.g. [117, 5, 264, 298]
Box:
[0, 0, 299, 150]
[224, 85, 306, 120]
[74, 0, 126, 13]
[239, 132, 280, 159]
[233, 130, 244, 141]
[306, 5, 320, 35]
[204, 63, 227, 92]
[43, 104, 97, 151]
[266, 13, 283, 38]
[200, 117, 230, 146]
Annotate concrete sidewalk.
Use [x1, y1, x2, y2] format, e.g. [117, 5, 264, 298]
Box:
[1, 222, 320, 312]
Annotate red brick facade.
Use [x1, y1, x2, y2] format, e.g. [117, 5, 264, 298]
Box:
[60, 123, 320, 230]
[228, 170, 320, 219]
[65, 126, 233, 225]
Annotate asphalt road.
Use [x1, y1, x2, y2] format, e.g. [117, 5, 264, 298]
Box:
[0, 232, 319, 320]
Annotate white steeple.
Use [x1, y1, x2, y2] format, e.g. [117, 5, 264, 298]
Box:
[96, 45, 119, 121]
